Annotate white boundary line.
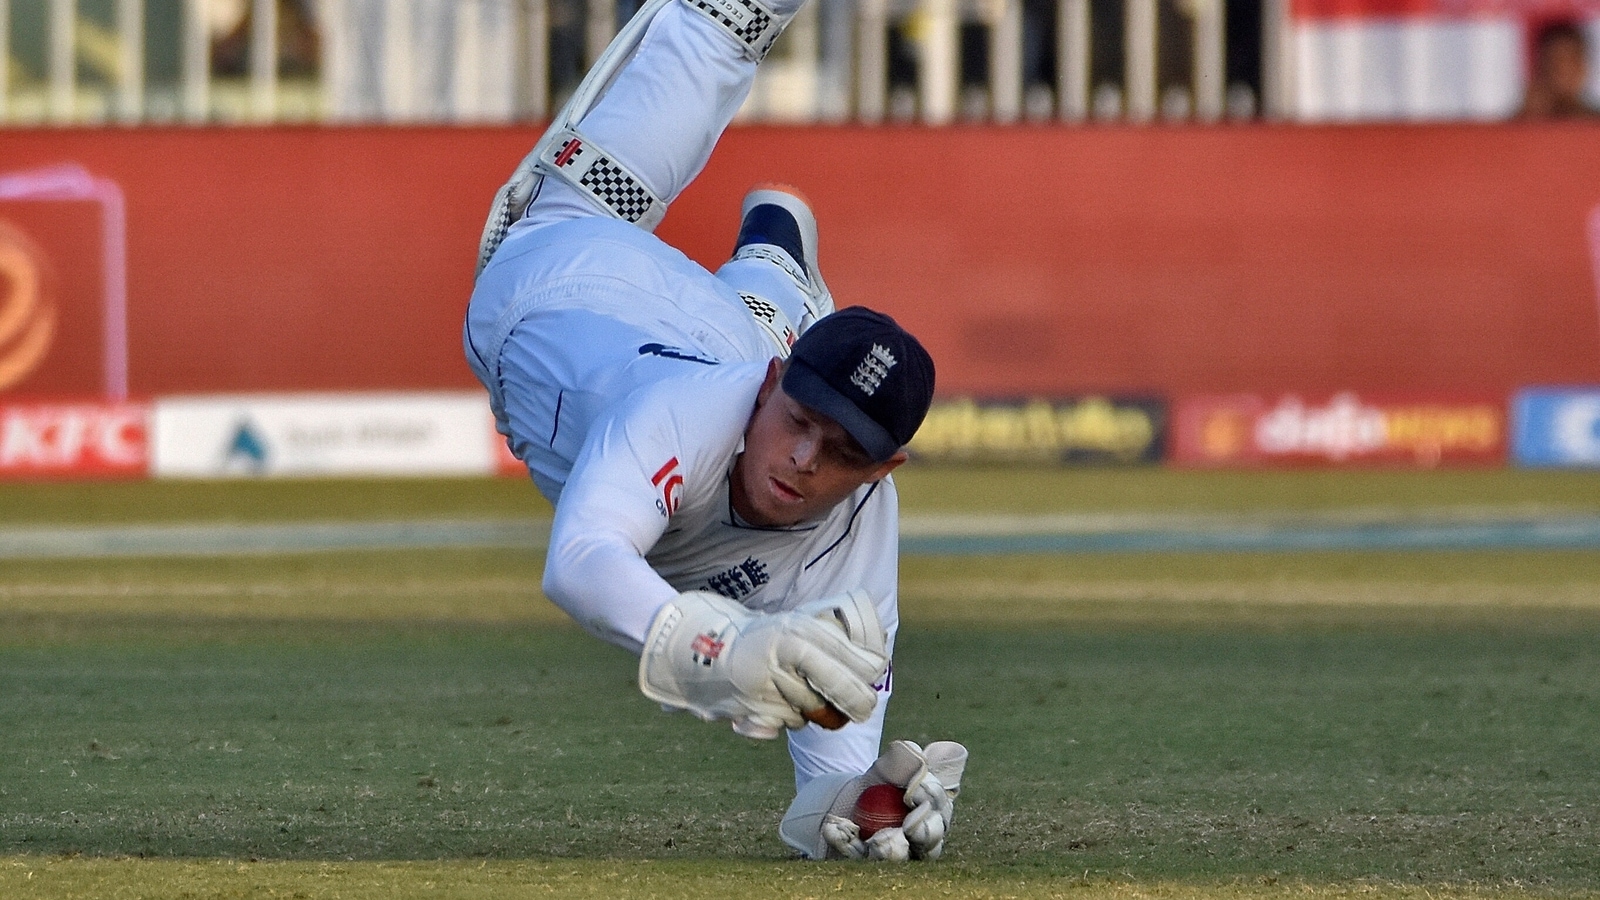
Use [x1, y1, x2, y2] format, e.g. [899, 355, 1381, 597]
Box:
[5, 508, 1600, 559]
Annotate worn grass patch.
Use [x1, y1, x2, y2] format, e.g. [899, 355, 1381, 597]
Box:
[2, 611, 1598, 884]
[3, 472, 1599, 895]
[3, 858, 1595, 900]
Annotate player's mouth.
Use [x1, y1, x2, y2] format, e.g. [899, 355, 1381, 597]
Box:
[769, 476, 803, 505]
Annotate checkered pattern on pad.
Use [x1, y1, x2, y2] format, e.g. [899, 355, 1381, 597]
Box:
[740, 293, 780, 324]
[579, 156, 655, 223]
[689, 0, 779, 59]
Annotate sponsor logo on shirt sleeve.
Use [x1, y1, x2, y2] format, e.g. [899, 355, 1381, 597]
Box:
[650, 456, 683, 516]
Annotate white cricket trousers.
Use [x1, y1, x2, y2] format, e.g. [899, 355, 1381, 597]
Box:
[510, 0, 814, 332]
[478, 0, 818, 500]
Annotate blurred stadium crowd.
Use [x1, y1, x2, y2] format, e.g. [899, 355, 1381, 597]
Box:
[0, 0, 1596, 125]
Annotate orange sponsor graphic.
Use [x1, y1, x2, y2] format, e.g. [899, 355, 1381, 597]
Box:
[1175, 393, 1505, 467]
[0, 220, 57, 392]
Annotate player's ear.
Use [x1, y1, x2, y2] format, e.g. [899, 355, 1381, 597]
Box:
[866, 450, 910, 482]
[756, 357, 784, 406]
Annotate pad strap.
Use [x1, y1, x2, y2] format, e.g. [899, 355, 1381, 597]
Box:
[685, 0, 786, 61]
[739, 292, 797, 358]
[534, 127, 668, 229]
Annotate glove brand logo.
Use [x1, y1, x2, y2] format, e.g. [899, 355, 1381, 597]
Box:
[552, 138, 585, 168]
[849, 344, 896, 397]
[0, 221, 57, 392]
[650, 456, 684, 516]
[689, 631, 724, 666]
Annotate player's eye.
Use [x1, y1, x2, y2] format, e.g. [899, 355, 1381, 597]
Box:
[823, 438, 873, 469]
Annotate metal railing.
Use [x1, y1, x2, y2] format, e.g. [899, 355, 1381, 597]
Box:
[0, 0, 1279, 125]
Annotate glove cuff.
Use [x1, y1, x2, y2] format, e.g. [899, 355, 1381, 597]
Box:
[638, 590, 801, 729]
[779, 771, 859, 859]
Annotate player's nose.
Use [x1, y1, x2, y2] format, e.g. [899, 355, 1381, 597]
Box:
[791, 433, 820, 472]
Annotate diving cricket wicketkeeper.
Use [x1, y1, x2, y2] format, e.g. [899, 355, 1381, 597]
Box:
[465, 0, 968, 860]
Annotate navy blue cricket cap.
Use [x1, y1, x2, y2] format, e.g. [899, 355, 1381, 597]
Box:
[781, 306, 936, 463]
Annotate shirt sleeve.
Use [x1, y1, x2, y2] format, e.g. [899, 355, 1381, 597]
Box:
[540, 389, 693, 655]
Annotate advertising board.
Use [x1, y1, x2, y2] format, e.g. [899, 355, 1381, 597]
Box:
[152, 393, 497, 478]
[0, 401, 150, 479]
[1512, 388, 1600, 468]
[1172, 393, 1505, 467]
[907, 396, 1165, 465]
[0, 166, 126, 399]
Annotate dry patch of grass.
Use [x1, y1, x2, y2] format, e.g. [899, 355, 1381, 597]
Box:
[2, 857, 1592, 900]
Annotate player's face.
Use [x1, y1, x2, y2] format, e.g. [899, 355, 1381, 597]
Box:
[732, 359, 907, 528]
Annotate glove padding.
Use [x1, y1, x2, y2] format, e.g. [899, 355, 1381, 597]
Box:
[639, 590, 887, 738]
[783, 739, 968, 860]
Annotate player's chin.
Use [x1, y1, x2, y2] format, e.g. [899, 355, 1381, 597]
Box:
[758, 478, 811, 526]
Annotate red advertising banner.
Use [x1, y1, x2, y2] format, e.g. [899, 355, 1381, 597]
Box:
[1172, 393, 1506, 467]
[0, 128, 1597, 398]
[1293, 0, 1600, 17]
[0, 401, 150, 479]
[0, 165, 127, 400]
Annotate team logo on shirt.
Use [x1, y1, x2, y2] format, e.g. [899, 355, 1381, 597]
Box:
[651, 456, 684, 516]
[690, 631, 724, 666]
[704, 556, 770, 601]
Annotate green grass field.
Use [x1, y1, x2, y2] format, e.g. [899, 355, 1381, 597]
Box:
[2, 469, 1599, 899]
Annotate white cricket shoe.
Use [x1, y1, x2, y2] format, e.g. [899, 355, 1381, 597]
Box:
[732, 184, 836, 332]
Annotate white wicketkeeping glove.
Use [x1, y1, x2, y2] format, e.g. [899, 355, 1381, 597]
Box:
[781, 739, 969, 861]
[638, 590, 888, 739]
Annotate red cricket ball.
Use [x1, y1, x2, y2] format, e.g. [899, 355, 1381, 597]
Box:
[851, 782, 908, 839]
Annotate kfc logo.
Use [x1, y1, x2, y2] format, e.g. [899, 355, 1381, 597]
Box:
[0, 402, 149, 477]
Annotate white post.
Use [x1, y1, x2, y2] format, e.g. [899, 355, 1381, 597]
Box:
[585, 0, 615, 70]
[920, 0, 957, 123]
[523, 0, 549, 119]
[183, 0, 210, 122]
[816, 0, 852, 121]
[1261, 0, 1291, 119]
[318, 0, 345, 120]
[116, 0, 145, 122]
[250, 0, 278, 120]
[1193, 0, 1224, 121]
[789, 0, 821, 120]
[0, 0, 10, 121]
[857, 0, 888, 121]
[454, 0, 483, 120]
[49, 0, 75, 122]
[383, 0, 415, 119]
[1124, 0, 1156, 121]
[1058, 0, 1089, 120]
[990, 0, 1022, 122]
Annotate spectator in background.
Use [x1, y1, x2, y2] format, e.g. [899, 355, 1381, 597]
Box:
[212, 0, 321, 78]
[1517, 19, 1599, 119]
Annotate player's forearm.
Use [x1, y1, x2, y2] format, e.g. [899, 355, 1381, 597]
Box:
[542, 534, 679, 654]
